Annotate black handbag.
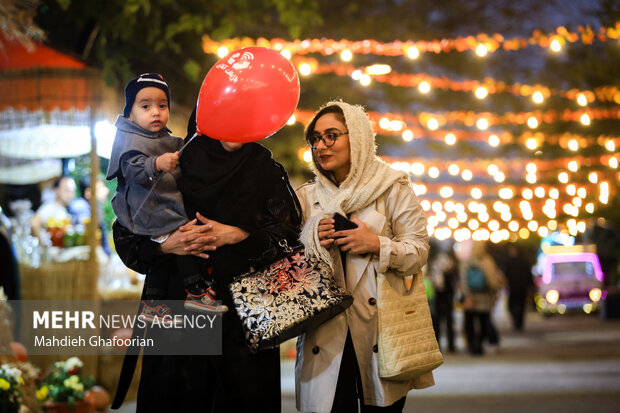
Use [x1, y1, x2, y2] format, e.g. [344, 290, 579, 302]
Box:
[229, 239, 353, 353]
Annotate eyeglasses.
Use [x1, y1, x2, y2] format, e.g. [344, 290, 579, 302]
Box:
[307, 131, 348, 149]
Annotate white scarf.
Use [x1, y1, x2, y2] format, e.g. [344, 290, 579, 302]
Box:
[300, 101, 407, 267]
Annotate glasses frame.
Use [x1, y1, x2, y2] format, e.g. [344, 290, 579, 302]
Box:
[306, 130, 349, 149]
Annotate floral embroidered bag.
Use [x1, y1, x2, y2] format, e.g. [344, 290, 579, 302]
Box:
[228, 240, 353, 353]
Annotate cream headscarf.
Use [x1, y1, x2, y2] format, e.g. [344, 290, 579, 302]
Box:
[300, 100, 407, 267]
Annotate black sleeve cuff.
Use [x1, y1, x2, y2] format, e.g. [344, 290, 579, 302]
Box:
[234, 229, 271, 260]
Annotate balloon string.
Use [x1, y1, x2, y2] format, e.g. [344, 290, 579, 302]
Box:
[130, 133, 198, 222]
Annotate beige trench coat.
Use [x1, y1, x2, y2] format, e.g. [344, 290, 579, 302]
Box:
[295, 178, 433, 413]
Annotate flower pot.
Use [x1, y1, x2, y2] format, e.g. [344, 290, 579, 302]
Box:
[44, 401, 92, 413]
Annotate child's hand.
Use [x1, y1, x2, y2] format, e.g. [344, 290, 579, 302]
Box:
[155, 152, 179, 172]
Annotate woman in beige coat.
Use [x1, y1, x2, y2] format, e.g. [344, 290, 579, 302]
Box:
[295, 101, 432, 412]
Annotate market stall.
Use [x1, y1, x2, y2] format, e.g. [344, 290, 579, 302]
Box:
[0, 31, 142, 398]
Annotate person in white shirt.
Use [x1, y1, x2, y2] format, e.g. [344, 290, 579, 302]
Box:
[31, 176, 76, 239]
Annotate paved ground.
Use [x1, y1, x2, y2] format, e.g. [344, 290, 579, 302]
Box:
[108, 308, 620, 412]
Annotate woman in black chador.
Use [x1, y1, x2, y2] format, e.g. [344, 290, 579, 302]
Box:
[111, 110, 302, 412]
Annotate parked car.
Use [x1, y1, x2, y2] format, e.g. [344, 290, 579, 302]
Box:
[535, 245, 605, 315]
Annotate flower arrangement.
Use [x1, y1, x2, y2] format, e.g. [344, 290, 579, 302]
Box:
[37, 357, 94, 409]
[0, 364, 23, 413]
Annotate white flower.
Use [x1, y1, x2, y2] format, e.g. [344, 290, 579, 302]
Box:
[65, 357, 83, 371]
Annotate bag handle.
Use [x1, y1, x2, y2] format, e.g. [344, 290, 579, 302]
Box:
[374, 190, 416, 295]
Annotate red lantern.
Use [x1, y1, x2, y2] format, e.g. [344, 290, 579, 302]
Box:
[196, 47, 300, 142]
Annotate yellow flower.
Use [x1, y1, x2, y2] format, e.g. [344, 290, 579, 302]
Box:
[0, 378, 10, 390]
[63, 375, 84, 391]
[36, 385, 49, 401]
[19, 377, 24, 385]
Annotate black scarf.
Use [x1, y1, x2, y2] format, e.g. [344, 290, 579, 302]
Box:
[178, 133, 276, 231]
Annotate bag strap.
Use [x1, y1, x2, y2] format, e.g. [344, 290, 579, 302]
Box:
[374, 190, 416, 295]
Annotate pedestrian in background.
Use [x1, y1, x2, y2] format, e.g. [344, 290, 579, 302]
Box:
[504, 244, 534, 331]
[429, 244, 457, 353]
[457, 240, 505, 356]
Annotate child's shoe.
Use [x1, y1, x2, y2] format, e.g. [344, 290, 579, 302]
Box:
[184, 286, 228, 314]
[139, 301, 182, 327]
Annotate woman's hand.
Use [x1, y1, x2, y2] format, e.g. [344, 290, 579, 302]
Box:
[332, 219, 380, 255]
[160, 218, 216, 258]
[194, 212, 249, 247]
[318, 218, 335, 248]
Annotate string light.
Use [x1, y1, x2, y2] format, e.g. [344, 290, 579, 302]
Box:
[427, 118, 439, 130]
[302, 149, 312, 162]
[527, 116, 539, 128]
[568, 160, 579, 172]
[577, 94, 588, 106]
[286, 114, 296, 125]
[526, 138, 538, 149]
[606, 141, 616, 151]
[532, 91, 544, 104]
[589, 172, 598, 183]
[549, 188, 559, 199]
[360, 74, 372, 86]
[390, 120, 403, 131]
[205, 24, 620, 59]
[340, 49, 353, 62]
[440, 186, 454, 198]
[418, 81, 431, 94]
[577, 187, 587, 198]
[217, 46, 229, 57]
[445, 133, 457, 145]
[411, 162, 424, 175]
[299, 63, 312, 76]
[580, 113, 591, 126]
[366, 64, 391, 75]
[402, 130, 414, 142]
[476, 118, 489, 130]
[538, 226, 549, 237]
[568, 139, 579, 151]
[280, 49, 292, 59]
[499, 187, 514, 199]
[475, 87, 488, 99]
[550, 38, 562, 52]
[298, 60, 619, 105]
[488, 134, 500, 147]
[475, 44, 488, 57]
[406, 46, 420, 59]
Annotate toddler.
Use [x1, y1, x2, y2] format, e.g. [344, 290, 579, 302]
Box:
[106, 73, 226, 320]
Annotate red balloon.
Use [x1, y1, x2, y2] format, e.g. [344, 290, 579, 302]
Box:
[196, 47, 300, 142]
